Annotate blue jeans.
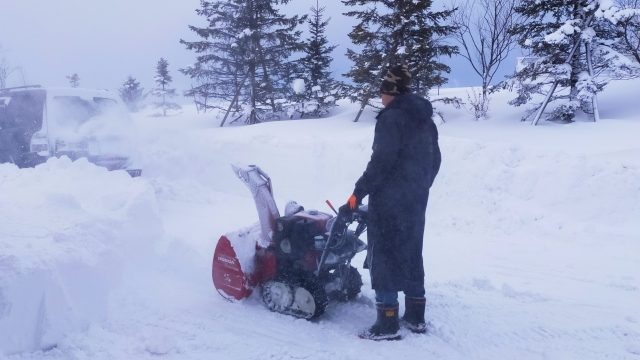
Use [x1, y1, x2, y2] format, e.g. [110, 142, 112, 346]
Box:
[375, 284, 425, 306]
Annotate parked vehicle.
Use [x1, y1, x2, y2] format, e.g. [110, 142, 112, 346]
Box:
[0, 85, 141, 176]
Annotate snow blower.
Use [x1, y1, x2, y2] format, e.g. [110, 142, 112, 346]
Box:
[212, 164, 368, 319]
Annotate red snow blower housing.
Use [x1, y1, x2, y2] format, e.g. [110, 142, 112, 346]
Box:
[212, 165, 368, 319]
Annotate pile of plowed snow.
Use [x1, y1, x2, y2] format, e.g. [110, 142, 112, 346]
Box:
[0, 157, 161, 355]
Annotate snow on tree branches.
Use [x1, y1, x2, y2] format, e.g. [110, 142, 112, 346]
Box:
[507, 0, 640, 123]
[612, 0, 640, 66]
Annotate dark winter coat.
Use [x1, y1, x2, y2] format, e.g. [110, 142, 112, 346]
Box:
[354, 93, 441, 292]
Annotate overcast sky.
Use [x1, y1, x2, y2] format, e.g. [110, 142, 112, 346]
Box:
[0, 0, 517, 94]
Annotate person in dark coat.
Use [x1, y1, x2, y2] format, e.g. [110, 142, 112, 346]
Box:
[345, 64, 441, 340]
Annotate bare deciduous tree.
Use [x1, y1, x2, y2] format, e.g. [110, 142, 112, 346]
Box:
[452, 0, 521, 119]
[0, 59, 13, 89]
[0, 46, 17, 89]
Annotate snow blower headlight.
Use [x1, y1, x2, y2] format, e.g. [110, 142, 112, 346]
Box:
[280, 239, 292, 254]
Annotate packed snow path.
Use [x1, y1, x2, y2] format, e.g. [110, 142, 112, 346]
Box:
[3, 84, 640, 359]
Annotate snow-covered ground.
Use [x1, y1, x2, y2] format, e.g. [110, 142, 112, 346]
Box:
[1, 81, 639, 359]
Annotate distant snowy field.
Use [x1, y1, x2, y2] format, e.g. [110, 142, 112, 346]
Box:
[1, 81, 639, 359]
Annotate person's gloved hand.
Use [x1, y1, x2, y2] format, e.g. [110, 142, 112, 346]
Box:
[347, 194, 359, 210]
[338, 203, 351, 216]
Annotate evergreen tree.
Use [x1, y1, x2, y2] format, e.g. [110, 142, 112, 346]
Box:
[66, 73, 80, 88]
[342, 0, 457, 121]
[297, 1, 341, 118]
[119, 76, 144, 112]
[152, 58, 181, 116]
[180, 0, 305, 125]
[508, 0, 639, 123]
[613, 0, 640, 66]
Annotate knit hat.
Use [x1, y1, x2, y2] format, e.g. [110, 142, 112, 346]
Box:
[380, 64, 412, 95]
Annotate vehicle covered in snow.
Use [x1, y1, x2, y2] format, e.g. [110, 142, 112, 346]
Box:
[0, 85, 141, 176]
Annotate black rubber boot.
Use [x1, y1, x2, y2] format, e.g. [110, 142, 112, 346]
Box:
[401, 296, 427, 334]
[358, 304, 401, 341]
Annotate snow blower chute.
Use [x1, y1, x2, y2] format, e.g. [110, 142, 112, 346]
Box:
[212, 164, 368, 319]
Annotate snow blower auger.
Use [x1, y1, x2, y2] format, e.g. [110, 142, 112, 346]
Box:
[212, 164, 368, 319]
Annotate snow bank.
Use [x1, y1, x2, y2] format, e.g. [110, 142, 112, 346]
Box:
[0, 157, 161, 355]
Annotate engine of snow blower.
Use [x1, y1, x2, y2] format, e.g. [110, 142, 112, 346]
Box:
[212, 164, 367, 319]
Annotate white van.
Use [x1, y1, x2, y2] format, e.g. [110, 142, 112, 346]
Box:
[0, 85, 141, 176]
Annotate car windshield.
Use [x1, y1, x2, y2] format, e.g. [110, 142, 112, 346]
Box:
[50, 96, 118, 129]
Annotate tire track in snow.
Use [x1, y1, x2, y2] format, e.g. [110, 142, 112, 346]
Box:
[426, 281, 640, 359]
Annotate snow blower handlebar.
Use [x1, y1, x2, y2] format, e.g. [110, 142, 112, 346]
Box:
[325, 199, 368, 237]
[325, 200, 339, 215]
[315, 204, 368, 275]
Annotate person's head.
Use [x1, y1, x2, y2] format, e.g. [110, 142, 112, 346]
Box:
[379, 64, 412, 107]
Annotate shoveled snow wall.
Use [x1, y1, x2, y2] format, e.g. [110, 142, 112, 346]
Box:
[0, 157, 162, 355]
